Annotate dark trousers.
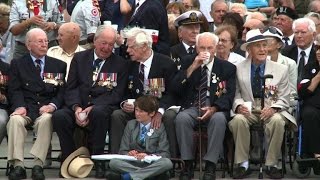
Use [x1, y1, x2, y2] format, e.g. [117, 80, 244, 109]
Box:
[110, 109, 179, 157]
[52, 105, 114, 161]
[302, 105, 320, 154]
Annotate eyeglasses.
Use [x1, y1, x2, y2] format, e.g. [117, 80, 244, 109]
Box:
[262, 26, 283, 36]
[219, 38, 231, 43]
[29, 40, 49, 45]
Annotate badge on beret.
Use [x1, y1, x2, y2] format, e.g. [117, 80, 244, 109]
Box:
[189, 12, 197, 21]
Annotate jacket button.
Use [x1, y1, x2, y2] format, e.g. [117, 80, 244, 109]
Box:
[88, 95, 91, 98]
[37, 102, 40, 105]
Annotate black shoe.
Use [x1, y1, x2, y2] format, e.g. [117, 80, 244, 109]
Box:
[31, 165, 45, 180]
[9, 166, 26, 180]
[105, 170, 121, 180]
[233, 166, 251, 179]
[314, 161, 320, 175]
[265, 167, 282, 179]
[202, 161, 216, 180]
[179, 161, 193, 180]
[94, 161, 105, 178]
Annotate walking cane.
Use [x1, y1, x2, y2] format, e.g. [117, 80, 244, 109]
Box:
[258, 74, 273, 179]
[197, 86, 208, 178]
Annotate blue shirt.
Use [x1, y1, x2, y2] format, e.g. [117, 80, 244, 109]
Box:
[30, 54, 45, 77]
[250, 62, 265, 89]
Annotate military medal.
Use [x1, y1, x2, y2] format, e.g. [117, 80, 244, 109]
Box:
[212, 73, 217, 83]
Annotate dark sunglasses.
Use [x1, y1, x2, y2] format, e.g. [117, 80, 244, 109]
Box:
[262, 26, 283, 37]
[243, 27, 252, 32]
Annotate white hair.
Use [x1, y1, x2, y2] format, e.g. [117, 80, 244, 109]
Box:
[126, 27, 153, 48]
[196, 32, 219, 46]
[94, 25, 117, 41]
[229, 3, 247, 13]
[293, 18, 316, 33]
[26, 28, 47, 44]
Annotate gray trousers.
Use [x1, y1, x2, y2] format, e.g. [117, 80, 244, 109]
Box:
[109, 158, 173, 180]
[0, 109, 8, 144]
[175, 107, 227, 163]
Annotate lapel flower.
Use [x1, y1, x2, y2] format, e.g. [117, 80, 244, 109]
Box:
[211, 73, 219, 83]
[147, 128, 154, 136]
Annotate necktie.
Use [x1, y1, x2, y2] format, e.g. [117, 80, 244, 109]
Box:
[35, 59, 41, 76]
[298, 51, 306, 82]
[93, 58, 103, 71]
[195, 66, 208, 107]
[139, 63, 145, 86]
[188, 46, 194, 54]
[282, 37, 289, 46]
[252, 66, 262, 98]
[139, 125, 147, 144]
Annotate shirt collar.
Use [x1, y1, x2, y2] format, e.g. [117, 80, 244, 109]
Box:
[141, 50, 153, 69]
[182, 41, 194, 51]
[30, 54, 45, 64]
[140, 122, 151, 130]
[136, 0, 146, 6]
[61, 45, 83, 57]
[298, 44, 313, 58]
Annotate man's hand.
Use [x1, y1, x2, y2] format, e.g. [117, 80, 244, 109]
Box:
[151, 112, 162, 129]
[260, 107, 276, 121]
[122, 101, 134, 113]
[75, 106, 88, 127]
[135, 153, 147, 160]
[128, 150, 138, 156]
[41, 22, 56, 32]
[197, 106, 217, 121]
[39, 104, 55, 115]
[28, 15, 45, 26]
[186, 52, 210, 78]
[11, 107, 27, 116]
[236, 105, 250, 116]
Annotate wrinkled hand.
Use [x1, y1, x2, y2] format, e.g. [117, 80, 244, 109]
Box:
[11, 107, 27, 116]
[260, 107, 276, 121]
[197, 106, 217, 121]
[122, 101, 134, 113]
[135, 153, 147, 160]
[128, 150, 138, 156]
[190, 52, 209, 70]
[41, 22, 56, 32]
[75, 106, 88, 127]
[39, 104, 55, 115]
[151, 112, 162, 129]
[236, 104, 250, 116]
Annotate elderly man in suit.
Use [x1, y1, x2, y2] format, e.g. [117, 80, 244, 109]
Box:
[128, 0, 170, 55]
[229, 29, 297, 179]
[173, 32, 236, 180]
[110, 27, 178, 157]
[108, 95, 172, 180]
[282, 18, 317, 83]
[170, 10, 202, 70]
[52, 25, 128, 178]
[7, 28, 66, 180]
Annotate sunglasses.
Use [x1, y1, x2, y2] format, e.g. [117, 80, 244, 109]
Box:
[243, 27, 252, 32]
[263, 26, 283, 36]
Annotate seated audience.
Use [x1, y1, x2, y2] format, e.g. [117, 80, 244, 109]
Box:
[107, 95, 172, 180]
[298, 34, 320, 175]
[229, 29, 296, 179]
[7, 28, 66, 180]
[173, 32, 236, 180]
[52, 25, 128, 178]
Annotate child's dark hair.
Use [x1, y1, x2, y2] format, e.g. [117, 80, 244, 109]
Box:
[134, 95, 159, 114]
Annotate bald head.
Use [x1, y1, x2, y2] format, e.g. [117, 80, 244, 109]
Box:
[26, 28, 47, 45]
[242, 19, 264, 41]
[57, 22, 81, 51]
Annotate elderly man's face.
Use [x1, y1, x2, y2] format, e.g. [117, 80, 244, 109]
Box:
[57, 26, 74, 50]
[275, 15, 293, 35]
[179, 24, 201, 45]
[293, 22, 315, 50]
[196, 36, 216, 59]
[211, 2, 228, 25]
[126, 38, 147, 62]
[94, 30, 115, 59]
[248, 40, 268, 63]
[27, 32, 48, 58]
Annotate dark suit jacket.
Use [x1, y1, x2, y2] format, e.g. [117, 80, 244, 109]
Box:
[170, 43, 195, 69]
[282, 44, 316, 68]
[128, 0, 170, 56]
[126, 52, 177, 109]
[119, 120, 170, 158]
[0, 60, 10, 109]
[65, 49, 128, 109]
[8, 55, 67, 121]
[172, 55, 236, 117]
[298, 61, 320, 109]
